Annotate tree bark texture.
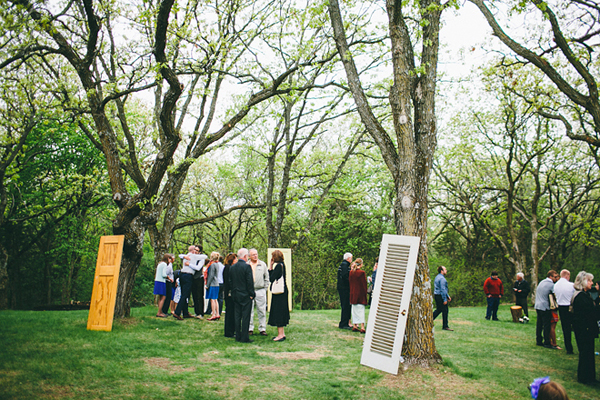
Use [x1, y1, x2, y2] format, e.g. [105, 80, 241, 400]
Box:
[329, 0, 442, 363]
[113, 219, 145, 317]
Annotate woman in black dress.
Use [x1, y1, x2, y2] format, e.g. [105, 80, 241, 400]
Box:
[571, 270, 600, 384]
[268, 250, 290, 342]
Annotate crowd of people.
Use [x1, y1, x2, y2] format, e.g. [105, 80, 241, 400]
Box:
[158, 247, 598, 388]
[532, 268, 600, 385]
[433, 265, 600, 386]
[153, 247, 290, 342]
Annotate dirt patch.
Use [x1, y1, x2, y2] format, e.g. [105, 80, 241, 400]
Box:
[329, 328, 364, 342]
[144, 357, 195, 373]
[198, 350, 222, 364]
[145, 357, 172, 369]
[39, 382, 74, 399]
[116, 317, 140, 328]
[0, 370, 20, 378]
[215, 374, 252, 397]
[380, 365, 507, 399]
[257, 350, 326, 360]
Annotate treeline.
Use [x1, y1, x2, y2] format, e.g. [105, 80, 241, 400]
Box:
[430, 63, 600, 306]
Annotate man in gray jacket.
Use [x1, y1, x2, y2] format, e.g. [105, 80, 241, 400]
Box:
[535, 270, 559, 348]
[248, 248, 270, 335]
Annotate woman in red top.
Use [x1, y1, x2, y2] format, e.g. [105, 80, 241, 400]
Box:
[349, 258, 368, 333]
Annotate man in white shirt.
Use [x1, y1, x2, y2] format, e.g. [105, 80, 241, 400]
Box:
[174, 246, 206, 320]
[248, 248, 270, 336]
[554, 269, 575, 354]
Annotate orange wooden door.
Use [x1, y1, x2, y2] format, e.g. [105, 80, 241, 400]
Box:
[87, 235, 124, 331]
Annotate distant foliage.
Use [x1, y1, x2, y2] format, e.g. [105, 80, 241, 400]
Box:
[290, 200, 394, 310]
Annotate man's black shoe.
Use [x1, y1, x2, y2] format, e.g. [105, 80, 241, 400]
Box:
[492, 318, 500, 321]
[340, 326, 352, 330]
[566, 351, 575, 354]
[485, 317, 490, 320]
[544, 344, 553, 349]
[442, 327, 454, 331]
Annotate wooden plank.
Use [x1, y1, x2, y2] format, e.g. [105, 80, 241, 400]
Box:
[87, 235, 125, 332]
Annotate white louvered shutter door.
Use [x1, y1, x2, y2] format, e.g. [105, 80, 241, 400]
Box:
[360, 234, 420, 375]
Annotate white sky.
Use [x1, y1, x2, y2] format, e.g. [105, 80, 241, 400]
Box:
[439, 1, 494, 80]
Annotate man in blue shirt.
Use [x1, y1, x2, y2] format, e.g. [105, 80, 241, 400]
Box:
[433, 266, 453, 331]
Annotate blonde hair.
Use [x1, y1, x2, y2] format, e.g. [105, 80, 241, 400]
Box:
[574, 271, 594, 291]
[351, 258, 363, 271]
[210, 251, 220, 261]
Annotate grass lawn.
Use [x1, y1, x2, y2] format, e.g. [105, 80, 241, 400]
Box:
[1, 304, 599, 399]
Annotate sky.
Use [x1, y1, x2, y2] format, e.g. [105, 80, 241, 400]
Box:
[440, 1, 492, 78]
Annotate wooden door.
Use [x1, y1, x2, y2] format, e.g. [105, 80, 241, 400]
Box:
[360, 234, 420, 374]
[87, 235, 124, 331]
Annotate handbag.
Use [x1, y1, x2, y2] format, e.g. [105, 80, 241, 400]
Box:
[549, 293, 558, 311]
[271, 277, 285, 294]
[271, 263, 285, 294]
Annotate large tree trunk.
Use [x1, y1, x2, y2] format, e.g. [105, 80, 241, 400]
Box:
[329, 0, 442, 364]
[113, 218, 145, 317]
[394, 185, 439, 363]
[148, 173, 187, 265]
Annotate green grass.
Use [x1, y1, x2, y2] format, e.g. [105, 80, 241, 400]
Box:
[0, 304, 599, 399]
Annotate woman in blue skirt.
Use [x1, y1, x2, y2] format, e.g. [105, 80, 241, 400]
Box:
[154, 254, 173, 317]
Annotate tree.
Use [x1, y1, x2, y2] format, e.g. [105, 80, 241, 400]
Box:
[6, 0, 321, 316]
[432, 69, 600, 298]
[289, 140, 396, 309]
[1, 118, 109, 308]
[0, 48, 107, 308]
[328, 0, 449, 363]
[4, 0, 188, 316]
[470, 0, 600, 154]
[0, 63, 39, 308]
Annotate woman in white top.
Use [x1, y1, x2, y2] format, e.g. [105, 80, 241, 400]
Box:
[161, 254, 175, 315]
[206, 252, 222, 321]
[154, 254, 173, 317]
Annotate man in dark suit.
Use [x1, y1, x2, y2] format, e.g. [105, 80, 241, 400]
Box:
[337, 252, 353, 329]
[229, 248, 255, 343]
